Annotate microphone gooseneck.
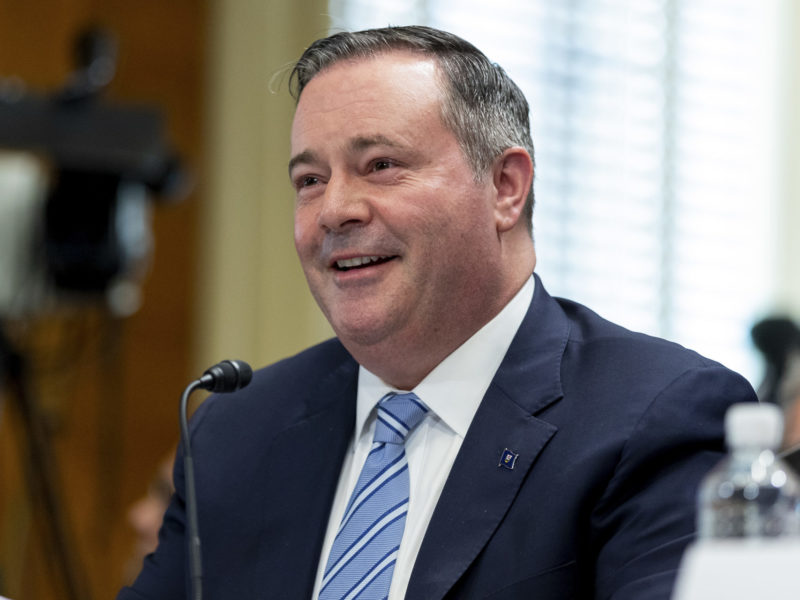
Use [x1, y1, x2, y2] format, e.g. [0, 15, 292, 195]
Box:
[179, 359, 252, 600]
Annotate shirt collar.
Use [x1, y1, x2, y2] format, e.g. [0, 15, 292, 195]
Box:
[356, 275, 535, 440]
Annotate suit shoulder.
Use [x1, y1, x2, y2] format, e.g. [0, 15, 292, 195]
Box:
[552, 297, 754, 404]
[254, 337, 353, 385]
[556, 296, 715, 368]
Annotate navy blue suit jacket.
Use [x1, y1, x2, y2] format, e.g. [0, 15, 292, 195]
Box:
[118, 276, 756, 599]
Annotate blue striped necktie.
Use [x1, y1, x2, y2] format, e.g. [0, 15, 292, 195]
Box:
[318, 392, 429, 600]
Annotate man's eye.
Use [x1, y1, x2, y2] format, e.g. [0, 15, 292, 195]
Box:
[298, 175, 319, 188]
[372, 159, 393, 171]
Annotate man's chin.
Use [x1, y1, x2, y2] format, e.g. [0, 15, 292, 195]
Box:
[331, 316, 399, 350]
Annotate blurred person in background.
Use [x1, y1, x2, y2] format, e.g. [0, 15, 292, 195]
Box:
[122, 452, 174, 584]
[779, 356, 800, 447]
[751, 316, 800, 447]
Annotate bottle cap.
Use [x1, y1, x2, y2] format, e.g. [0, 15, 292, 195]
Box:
[725, 402, 783, 449]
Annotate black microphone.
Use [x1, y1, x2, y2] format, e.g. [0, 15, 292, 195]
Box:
[179, 360, 252, 600]
[198, 359, 253, 393]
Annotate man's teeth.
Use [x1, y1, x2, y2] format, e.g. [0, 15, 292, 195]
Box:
[336, 256, 388, 269]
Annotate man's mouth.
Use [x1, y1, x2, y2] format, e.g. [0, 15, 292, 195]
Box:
[334, 255, 396, 271]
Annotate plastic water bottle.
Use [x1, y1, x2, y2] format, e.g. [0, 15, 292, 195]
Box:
[672, 404, 800, 599]
[697, 402, 800, 538]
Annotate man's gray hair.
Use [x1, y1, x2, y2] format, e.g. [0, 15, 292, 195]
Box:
[290, 25, 535, 228]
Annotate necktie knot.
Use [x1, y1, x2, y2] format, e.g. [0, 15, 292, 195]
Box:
[374, 392, 428, 445]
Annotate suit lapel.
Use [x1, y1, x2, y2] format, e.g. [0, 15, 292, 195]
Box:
[255, 355, 358, 598]
[406, 275, 570, 600]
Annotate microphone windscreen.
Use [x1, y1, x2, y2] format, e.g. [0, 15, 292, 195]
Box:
[201, 359, 252, 393]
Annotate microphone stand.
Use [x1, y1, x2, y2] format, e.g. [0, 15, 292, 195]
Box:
[178, 360, 252, 600]
[180, 379, 205, 600]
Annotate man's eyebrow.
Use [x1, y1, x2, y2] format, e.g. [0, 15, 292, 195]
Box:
[288, 135, 406, 176]
[288, 150, 318, 177]
[348, 134, 404, 153]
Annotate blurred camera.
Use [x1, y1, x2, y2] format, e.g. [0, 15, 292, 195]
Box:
[0, 27, 186, 317]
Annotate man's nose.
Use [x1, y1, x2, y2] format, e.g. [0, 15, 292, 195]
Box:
[317, 174, 372, 232]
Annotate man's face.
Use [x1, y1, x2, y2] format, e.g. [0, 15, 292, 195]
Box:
[290, 53, 504, 370]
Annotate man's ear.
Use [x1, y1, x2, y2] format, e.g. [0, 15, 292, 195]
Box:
[492, 147, 533, 233]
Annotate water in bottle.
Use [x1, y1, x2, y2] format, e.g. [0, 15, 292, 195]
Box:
[697, 402, 800, 538]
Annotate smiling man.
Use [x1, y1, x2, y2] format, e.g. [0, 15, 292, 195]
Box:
[119, 26, 756, 600]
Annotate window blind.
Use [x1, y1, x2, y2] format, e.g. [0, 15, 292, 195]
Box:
[327, 0, 780, 383]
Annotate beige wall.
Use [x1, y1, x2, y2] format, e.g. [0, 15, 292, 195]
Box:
[196, 0, 333, 373]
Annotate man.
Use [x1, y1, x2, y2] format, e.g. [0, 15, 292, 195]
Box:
[118, 26, 756, 599]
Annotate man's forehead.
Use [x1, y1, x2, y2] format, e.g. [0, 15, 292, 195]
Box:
[289, 54, 445, 166]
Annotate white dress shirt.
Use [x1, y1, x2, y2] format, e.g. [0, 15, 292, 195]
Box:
[312, 276, 535, 599]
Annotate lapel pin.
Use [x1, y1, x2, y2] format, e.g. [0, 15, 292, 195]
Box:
[498, 448, 519, 470]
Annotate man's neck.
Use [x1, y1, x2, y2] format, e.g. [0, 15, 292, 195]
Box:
[347, 271, 535, 390]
